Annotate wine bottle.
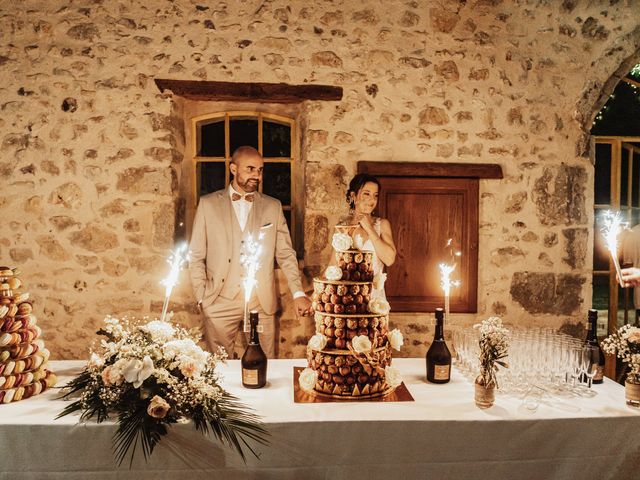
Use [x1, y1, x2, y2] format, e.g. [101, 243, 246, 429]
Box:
[585, 308, 605, 384]
[241, 310, 267, 388]
[426, 308, 451, 384]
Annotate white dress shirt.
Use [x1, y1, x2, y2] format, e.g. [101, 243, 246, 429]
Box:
[228, 184, 253, 231]
[228, 184, 305, 300]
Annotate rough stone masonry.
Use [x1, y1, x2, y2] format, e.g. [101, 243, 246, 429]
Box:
[0, 0, 639, 358]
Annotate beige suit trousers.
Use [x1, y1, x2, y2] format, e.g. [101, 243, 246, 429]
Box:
[201, 294, 276, 359]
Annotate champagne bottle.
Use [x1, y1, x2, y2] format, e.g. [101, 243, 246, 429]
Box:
[585, 309, 605, 384]
[241, 310, 267, 388]
[426, 308, 451, 384]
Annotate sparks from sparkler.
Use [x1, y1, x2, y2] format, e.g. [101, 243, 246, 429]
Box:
[438, 239, 461, 323]
[241, 230, 266, 332]
[601, 210, 627, 287]
[159, 242, 191, 323]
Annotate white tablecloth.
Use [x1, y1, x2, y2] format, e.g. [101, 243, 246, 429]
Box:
[1, 359, 639, 480]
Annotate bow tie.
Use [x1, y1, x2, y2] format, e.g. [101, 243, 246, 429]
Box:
[232, 193, 254, 202]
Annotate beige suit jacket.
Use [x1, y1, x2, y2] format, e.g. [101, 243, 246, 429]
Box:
[189, 189, 303, 315]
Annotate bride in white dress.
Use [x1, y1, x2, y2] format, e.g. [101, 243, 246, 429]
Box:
[343, 174, 397, 300]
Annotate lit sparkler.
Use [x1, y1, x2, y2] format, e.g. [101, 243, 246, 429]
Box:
[601, 210, 627, 287]
[159, 242, 190, 323]
[241, 228, 268, 332]
[439, 239, 461, 322]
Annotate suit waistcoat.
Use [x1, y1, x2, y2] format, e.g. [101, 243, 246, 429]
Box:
[218, 202, 255, 300]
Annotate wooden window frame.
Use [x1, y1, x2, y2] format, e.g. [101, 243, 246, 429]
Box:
[190, 111, 298, 248]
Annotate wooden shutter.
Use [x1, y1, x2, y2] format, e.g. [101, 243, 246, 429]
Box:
[359, 162, 501, 313]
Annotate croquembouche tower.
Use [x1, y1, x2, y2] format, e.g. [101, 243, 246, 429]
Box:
[302, 226, 403, 398]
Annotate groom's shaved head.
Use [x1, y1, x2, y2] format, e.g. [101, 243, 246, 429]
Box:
[231, 146, 261, 164]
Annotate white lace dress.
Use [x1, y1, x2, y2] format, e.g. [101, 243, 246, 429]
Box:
[357, 218, 387, 301]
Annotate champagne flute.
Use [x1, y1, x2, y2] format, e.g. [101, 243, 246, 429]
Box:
[583, 344, 600, 390]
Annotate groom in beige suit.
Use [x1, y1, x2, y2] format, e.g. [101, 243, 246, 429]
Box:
[189, 146, 312, 358]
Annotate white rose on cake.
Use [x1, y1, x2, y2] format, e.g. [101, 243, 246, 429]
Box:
[387, 328, 404, 351]
[369, 297, 390, 315]
[385, 366, 402, 388]
[308, 333, 328, 351]
[352, 335, 372, 353]
[324, 266, 343, 281]
[332, 232, 352, 252]
[298, 367, 318, 392]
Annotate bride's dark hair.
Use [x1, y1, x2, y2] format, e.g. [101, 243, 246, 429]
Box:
[346, 173, 381, 210]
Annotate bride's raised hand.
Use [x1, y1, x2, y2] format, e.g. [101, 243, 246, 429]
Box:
[357, 214, 375, 235]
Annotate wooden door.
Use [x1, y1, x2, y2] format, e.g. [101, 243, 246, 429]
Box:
[376, 176, 479, 312]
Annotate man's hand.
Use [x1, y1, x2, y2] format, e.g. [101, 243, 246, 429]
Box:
[620, 267, 640, 287]
[294, 296, 313, 317]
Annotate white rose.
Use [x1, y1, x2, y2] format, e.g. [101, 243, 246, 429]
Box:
[628, 327, 640, 344]
[141, 320, 175, 343]
[298, 368, 318, 392]
[325, 266, 343, 281]
[163, 339, 200, 360]
[387, 328, 404, 351]
[354, 234, 365, 250]
[122, 355, 154, 388]
[385, 366, 402, 388]
[369, 297, 390, 315]
[147, 395, 170, 419]
[352, 335, 372, 353]
[101, 365, 123, 386]
[372, 272, 387, 292]
[308, 333, 328, 351]
[332, 232, 352, 252]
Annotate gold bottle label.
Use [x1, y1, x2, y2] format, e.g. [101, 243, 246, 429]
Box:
[243, 368, 258, 385]
[594, 365, 604, 382]
[434, 364, 450, 381]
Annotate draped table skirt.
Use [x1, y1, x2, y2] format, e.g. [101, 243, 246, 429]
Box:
[0, 359, 638, 480]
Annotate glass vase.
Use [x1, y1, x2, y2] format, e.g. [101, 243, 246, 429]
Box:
[474, 375, 495, 409]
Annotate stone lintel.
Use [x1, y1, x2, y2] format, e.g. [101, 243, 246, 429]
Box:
[154, 79, 343, 104]
[358, 161, 503, 179]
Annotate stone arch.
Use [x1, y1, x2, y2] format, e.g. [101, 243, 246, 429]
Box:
[574, 26, 640, 158]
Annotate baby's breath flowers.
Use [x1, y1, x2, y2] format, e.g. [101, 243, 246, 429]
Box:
[474, 317, 509, 388]
[58, 316, 267, 467]
[602, 324, 640, 383]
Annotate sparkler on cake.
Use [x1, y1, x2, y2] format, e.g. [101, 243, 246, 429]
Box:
[438, 239, 461, 322]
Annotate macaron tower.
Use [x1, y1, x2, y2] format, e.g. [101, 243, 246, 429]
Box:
[0, 267, 56, 403]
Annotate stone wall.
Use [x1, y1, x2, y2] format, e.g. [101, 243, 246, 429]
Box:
[1, 0, 639, 359]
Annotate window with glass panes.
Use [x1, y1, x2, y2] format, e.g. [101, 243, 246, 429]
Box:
[593, 137, 640, 339]
[191, 112, 296, 245]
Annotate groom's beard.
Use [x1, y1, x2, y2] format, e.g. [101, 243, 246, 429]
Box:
[236, 177, 260, 193]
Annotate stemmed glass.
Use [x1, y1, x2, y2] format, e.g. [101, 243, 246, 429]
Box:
[583, 345, 601, 391]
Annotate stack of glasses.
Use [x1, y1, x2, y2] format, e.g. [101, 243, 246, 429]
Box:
[454, 327, 601, 398]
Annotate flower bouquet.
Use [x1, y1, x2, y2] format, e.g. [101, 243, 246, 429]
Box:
[602, 324, 640, 382]
[57, 316, 268, 466]
[602, 324, 640, 407]
[473, 317, 509, 408]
